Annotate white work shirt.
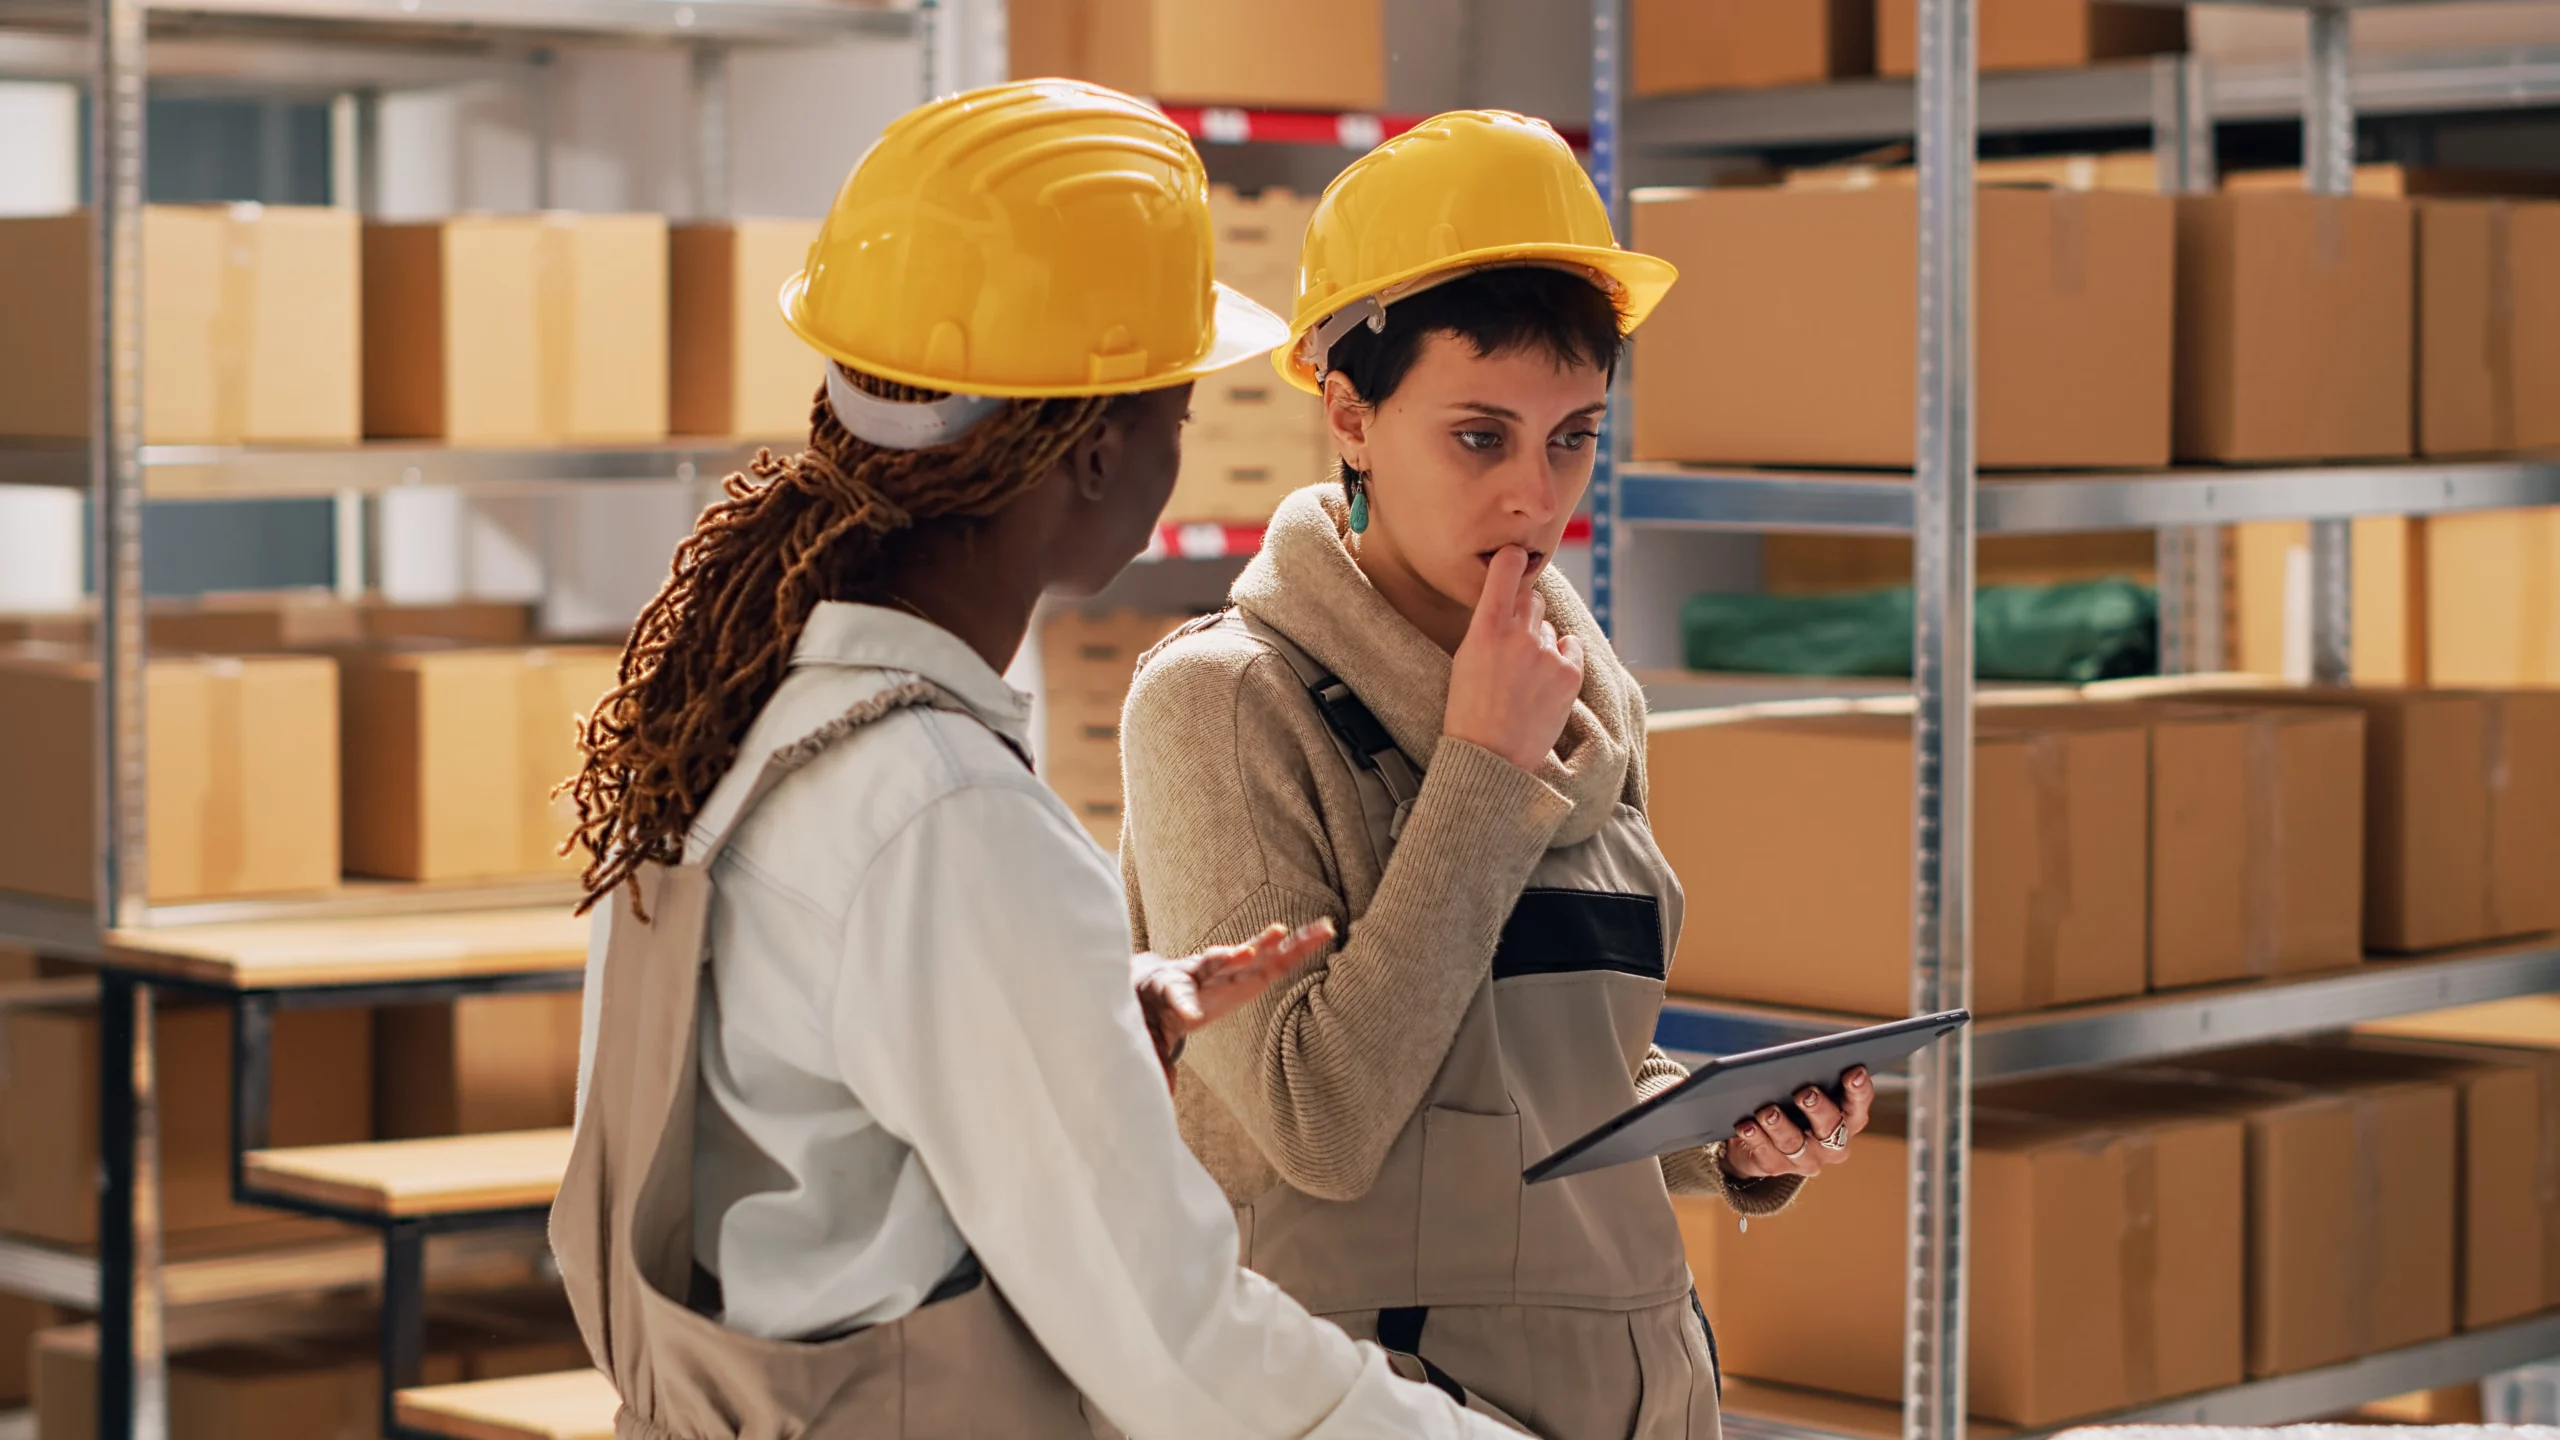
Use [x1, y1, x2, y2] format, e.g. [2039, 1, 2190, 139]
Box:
[576, 601, 1505, 1440]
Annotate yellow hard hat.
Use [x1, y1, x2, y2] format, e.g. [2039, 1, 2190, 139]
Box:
[1276, 109, 1679, 395]
[782, 79, 1288, 400]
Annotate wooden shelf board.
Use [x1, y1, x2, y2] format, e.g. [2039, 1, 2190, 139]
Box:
[244, 1129, 573, 1218]
[397, 1369, 618, 1440]
[102, 907, 586, 989]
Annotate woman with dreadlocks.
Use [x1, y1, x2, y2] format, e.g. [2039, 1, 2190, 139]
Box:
[548, 82, 1517, 1440]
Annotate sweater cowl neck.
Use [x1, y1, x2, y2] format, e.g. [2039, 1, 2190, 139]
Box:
[1230, 485, 1636, 850]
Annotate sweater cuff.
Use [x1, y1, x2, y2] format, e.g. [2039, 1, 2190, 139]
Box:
[1415, 736, 1575, 853]
[1662, 1141, 1808, 1217]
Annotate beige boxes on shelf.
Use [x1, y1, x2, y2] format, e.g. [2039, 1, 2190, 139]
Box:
[2185, 686, 2560, 952]
[375, 992, 581, 1140]
[1879, 0, 2185, 75]
[2133, 702, 2366, 989]
[1041, 610, 1191, 849]
[151, 593, 534, 653]
[1691, 1093, 2244, 1426]
[1648, 706, 2146, 1016]
[364, 213, 669, 445]
[2231, 517, 2433, 684]
[2174, 194, 2415, 462]
[1632, 186, 2175, 468]
[0, 993, 369, 1246]
[1174, 187, 1328, 524]
[0, 647, 338, 905]
[1208, 184, 1311, 318]
[0, 205, 360, 444]
[1007, 0, 1384, 109]
[1631, 0, 1874, 95]
[2418, 199, 2560, 456]
[670, 219, 825, 440]
[338, 646, 621, 883]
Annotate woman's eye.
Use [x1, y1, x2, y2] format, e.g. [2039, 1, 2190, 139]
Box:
[1456, 429, 1503, 453]
[1553, 429, 1601, 453]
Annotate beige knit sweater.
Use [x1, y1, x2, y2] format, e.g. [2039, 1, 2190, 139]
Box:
[1119, 485, 1801, 1219]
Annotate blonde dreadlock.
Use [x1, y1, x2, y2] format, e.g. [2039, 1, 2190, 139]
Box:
[565, 368, 1119, 913]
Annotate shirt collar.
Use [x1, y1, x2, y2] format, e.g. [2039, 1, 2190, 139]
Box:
[792, 601, 1033, 746]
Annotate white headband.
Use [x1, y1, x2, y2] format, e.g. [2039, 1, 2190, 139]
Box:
[825, 364, 1007, 450]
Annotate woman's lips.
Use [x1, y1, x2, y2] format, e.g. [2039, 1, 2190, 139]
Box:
[1477, 548, 1549, 569]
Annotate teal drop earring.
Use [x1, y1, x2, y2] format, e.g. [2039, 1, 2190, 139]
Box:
[1345, 469, 1370, 534]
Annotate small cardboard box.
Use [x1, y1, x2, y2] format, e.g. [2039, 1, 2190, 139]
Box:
[2177, 686, 2560, 952]
[1008, 0, 1384, 110]
[338, 646, 622, 883]
[364, 214, 669, 445]
[1633, 187, 2175, 468]
[2427, 509, 2560, 686]
[2320, 1036, 2548, 1330]
[2161, 1047, 2459, 1367]
[1168, 432, 1319, 523]
[1209, 186, 1314, 318]
[1788, 149, 2162, 195]
[2418, 200, 2560, 457]
[0, 205, 360, 444]
[374, 992, 583, 1140]
[1879, 0, 2183, 75]
[2174, 194, 2415, 462]
[0, 996, 370, 1247]
[1694, 1095, 2243, 1425]
[1648, 707, 2147, 1016]
[2139, 702, 2366, 988]
[0, 648, 339, 904]
[1632, 0, 1874, 95]
[669, 219, 824, 440]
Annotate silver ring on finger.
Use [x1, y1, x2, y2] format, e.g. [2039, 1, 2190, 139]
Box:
[1819, 1120, 1850, 1152]
[1775, 1137, 1808, 1160]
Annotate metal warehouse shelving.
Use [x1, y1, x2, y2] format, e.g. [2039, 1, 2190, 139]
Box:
[1586, 1, 2560, 1436]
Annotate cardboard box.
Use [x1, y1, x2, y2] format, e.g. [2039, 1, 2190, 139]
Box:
[1998, 1064, 2449, 1379]
[2232, 517, 2430, 684]
[2356, 1003, 2560, 1311]
[1008, 0, 1384, 110]
[1041, 610, 1191, 848]
[1209, 186, 1314, 319]
[2227, 164, 2560, 201]
[2427, 509, 2560, 686]
[0, 205, 360, 444]
[1168, 434, 1319, 523]
[375, 993, 582, 1140]
[2136, 702, 2365, 988]
[1631, 0, 1874, 95]
[1648, 707, 2147, 1015]
[364, 214, 669, 445]
[1693, 1096, 2243, 1424]
[1632, 187, 2175, 468]
[670, 219, 824, 440]
[1879, 0, 2185, 76]
[2181, 686, 2560, 951]
[0, 996, 370, 1246]
[1762, 532, 2159, 595]
[2418, 200, 2560, 457]
[2174, 194, 2415, 462]
[0, 648, 338, 904]
[338, 646, 620, 883]
[2195, 4, 2560, 64]
[146, 594, 537, 654]
[2318, 1036, 2548, 1330]
[2161, 1046, 2460, 1365]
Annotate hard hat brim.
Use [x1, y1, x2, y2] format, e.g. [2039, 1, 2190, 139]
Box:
[1274, 243, 1680, 394]
[780, 273, 1292, 400]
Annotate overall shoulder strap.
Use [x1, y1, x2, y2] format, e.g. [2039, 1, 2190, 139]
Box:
[693, 673, 982, 870]
[1216, 610, 1424, 848]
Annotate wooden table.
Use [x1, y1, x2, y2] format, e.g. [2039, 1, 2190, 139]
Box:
[82, 907, 586, 1440]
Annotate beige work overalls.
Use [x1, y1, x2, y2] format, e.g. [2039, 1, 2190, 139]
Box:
[550, 679, 1104, 1440]
[1221, 614, 1721, 1440]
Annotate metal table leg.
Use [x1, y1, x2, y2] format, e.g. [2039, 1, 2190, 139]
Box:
[97, 973, 167, 1440]
[380, 1222, 428, 1440]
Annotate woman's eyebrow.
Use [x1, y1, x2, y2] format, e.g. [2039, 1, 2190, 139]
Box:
[1451, 401, 1525, 421]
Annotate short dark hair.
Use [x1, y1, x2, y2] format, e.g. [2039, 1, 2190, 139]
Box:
[1324, 266, 1625, 409]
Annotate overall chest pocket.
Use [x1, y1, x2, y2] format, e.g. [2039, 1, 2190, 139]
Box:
[1491, 889, 1666, 982]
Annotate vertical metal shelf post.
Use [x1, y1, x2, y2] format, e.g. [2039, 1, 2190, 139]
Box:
[690, 45, 733, 220]
[2305, 5, 2356, 686]
[1906, 0, 1976, 1435]
[1588, 0, 1627, 638]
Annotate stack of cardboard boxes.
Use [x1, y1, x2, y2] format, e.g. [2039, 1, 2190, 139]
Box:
[1040, 609, 1198, 850]
[1008, 0, 1385, 111]
[1647, 683, 2560, 1017]
[1687, 1032, 2560, 1430]
[1168, 186, 1331, 525]
[1629, 0, 2185, 97]
[0, 208, 823, 451]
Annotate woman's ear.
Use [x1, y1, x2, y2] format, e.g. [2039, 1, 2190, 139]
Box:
[1322, 372, 1371, 475]
[1067, 412, 1122, 502]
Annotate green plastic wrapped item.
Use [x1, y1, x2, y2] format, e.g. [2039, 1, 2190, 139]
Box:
[1679, 577, 2157, 682]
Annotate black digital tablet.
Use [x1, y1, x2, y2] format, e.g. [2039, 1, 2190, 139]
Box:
[1522, 1009, 1971, 1184]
